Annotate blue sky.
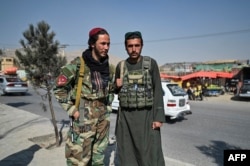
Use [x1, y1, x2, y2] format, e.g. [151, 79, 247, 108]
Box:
[1, 0, 250, 65]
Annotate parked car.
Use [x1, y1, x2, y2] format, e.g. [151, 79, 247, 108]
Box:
[203, 84, 223, 96]
[238, 79, 250, 98]
[111, 81, 192, 119]
[0, 75, 28, 95]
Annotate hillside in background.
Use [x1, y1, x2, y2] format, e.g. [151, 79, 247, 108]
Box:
[1, 48, 123, 66]
[65, 50, 123, 66]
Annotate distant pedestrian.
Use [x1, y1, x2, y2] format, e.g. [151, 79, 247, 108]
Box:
[236, 81, 242, 95]
[187, 86, 195, 100]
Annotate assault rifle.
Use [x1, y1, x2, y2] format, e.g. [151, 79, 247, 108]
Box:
[70, 116, 74, 142]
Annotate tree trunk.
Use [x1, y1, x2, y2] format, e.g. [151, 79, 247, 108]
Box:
[48, 89, 60, 147]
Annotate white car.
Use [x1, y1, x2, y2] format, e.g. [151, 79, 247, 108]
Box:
[162, 81, 191, 119]
[0, 75, 28, 96]
[111, 81, 192, 119]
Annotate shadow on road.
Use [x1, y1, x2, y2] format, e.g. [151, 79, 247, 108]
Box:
[231, 96, 250, 102]
[6, 102, 32, 108]
[0, 144, 41, 166]
[164, 116, 189, 124]
[196, 140, 242, 166]
[1, 92, 32, 96]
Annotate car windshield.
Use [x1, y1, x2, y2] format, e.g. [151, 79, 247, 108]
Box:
[242, 84, 250, 90]
[167, 84, 187, 96]
[6, 77, 22, 82]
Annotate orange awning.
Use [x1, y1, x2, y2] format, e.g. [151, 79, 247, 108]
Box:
[160, 73, 180, 80]
[216, 71, 234, 78]
[181, 71, 234, 80]
[4, 67, 18, 75]
[161, 71, 234, 81]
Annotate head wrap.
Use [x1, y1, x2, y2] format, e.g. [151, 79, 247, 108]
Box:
[89, 27, 105, 37]
[125, 31, 142, 40]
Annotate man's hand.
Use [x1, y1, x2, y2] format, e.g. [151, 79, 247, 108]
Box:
[152, 121, 163, 129]
[73, 110, 80, 120]
[116, 78, 123, 88]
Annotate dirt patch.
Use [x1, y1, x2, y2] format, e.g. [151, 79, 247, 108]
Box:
[29, 131, 68, 150]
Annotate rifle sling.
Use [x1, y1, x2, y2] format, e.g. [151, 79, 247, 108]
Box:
[75, 57, 85, 108]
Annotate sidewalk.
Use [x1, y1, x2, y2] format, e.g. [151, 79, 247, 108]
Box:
[192, 93, 235, 102]
[0, 103, 65, 166]
[0, 103, 194, 166]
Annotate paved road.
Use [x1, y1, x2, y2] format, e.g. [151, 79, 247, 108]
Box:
[1, 87, 196, 165]
[161, 94, 250, 166]
[1, 87, 250, 166]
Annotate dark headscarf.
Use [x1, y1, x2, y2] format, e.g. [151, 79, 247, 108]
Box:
[82, 49, 109, 91]
[124, 31, 143, 46]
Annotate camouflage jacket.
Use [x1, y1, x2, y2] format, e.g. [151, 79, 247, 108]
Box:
[53, 56, 115, 116]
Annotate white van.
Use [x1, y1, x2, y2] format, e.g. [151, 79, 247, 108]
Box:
[111, 81, 192, 120]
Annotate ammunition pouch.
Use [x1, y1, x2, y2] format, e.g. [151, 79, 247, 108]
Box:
[73, 123, 92, 133]
[84, 99, 106, 107]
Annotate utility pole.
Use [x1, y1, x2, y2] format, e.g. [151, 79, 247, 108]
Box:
[59, 44, 69, 57]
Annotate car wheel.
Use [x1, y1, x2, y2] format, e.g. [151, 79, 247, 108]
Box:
[165, 116, 171, 121]
[1, 90, 6, 96]
[21, 92, 26, 96]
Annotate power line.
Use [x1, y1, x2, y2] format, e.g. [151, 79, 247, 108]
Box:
[144, 28, 250, 43]
[104, 28, 250, 46]
[1, 28, 250, 48]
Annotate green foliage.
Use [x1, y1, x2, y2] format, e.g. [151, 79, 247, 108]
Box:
[15, 20, 67, 88]
[15, 20, 66, 146]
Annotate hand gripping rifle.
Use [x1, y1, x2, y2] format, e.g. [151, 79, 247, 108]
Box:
[70, 57, 85, 142]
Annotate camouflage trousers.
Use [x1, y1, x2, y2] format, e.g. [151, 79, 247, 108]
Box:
[65, 100, 111, 166]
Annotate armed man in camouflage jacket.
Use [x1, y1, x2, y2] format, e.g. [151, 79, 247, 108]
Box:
[53, 27, 114, 166]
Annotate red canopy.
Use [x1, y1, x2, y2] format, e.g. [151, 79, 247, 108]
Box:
[215, 71, 234, 78]
[4, 67, 18, 75]
[181, 71, 234, 80]
[160, 73, 180, 80]
[161, 71, 234, 81]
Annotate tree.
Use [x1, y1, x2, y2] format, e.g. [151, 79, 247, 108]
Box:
[15, 20, 67, 147]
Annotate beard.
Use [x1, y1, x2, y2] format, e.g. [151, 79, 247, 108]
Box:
[93, 47, 108, 62]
